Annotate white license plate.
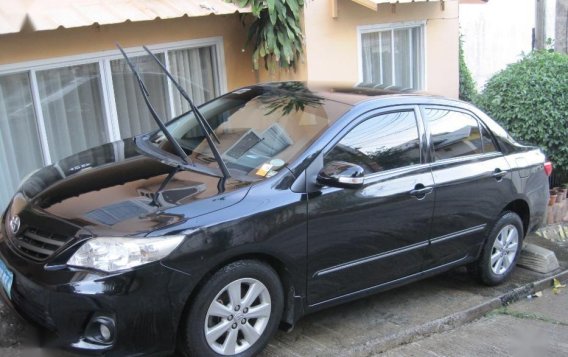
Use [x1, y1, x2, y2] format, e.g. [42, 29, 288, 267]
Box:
[0, 258, 13, 300]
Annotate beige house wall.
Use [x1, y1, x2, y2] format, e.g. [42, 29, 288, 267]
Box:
[303, 0, 459, 98]
[0, 14, 266, 91]
[0, 1, 459, 94]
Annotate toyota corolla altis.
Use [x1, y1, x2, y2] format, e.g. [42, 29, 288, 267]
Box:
[0, 52, 550, 357]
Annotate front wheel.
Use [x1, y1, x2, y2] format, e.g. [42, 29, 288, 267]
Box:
[470, 211, 524, 286]
[179, 260, 283, 357]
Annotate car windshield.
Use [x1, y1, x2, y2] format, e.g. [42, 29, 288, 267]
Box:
[147, 82, 351, 179]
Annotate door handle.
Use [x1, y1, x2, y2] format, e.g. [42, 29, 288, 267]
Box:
[492, 169, 508, 180]
[409, 185, 433, 198]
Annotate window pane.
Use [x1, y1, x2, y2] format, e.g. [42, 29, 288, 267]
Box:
[394, 28, 411, 88]
[411, 27, 423, 89]
[36, 63, 108, 162]
[111, 54, 169, 139]
[361, 32, 382, 85]
[0, 73, 44, 209]
[426, 109, 483, 160]
[169, 46, 219, 115]
[381, 31, 393, 86]
[326, 111, 421, 174]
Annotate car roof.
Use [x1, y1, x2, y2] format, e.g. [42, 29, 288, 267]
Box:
[256, 81, 448, 106]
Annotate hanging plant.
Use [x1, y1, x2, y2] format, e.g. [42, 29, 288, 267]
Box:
[232, 0, 305, 71]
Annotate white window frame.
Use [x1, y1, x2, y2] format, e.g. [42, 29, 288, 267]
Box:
[0, 37, 228, 165]
[356, 21, 427, 90]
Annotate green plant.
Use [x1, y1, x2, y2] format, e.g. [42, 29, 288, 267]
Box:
[459, 34, 477, 102]
[232, 0, 304, 71]
[475, 51, 568, 173]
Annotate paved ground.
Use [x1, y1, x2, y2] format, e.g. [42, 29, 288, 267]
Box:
[259, 267, 557, 357]
[381, 279, 568, 357]
[259, 234, 568, 357]
[1, 233, 567, 356]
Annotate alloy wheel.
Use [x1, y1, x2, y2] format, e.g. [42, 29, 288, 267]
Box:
[204, 278, 272, 355]
[490, 224, 519, 275]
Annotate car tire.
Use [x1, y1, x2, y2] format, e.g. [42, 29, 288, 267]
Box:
[179, 260, 283, 357]
[470, 211, 524, 286]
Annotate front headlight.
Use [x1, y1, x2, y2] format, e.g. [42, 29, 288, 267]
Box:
[67, 236, 185, 272]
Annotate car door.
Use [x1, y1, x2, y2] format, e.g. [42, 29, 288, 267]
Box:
[421, 106, 512, 269]
[306, 107, 435, 305]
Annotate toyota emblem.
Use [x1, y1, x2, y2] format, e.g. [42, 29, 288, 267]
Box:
[9, 215, 20, 235]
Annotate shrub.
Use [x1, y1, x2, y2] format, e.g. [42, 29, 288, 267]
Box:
[475, 51, 568, 173]
[459, 35, 477, 102]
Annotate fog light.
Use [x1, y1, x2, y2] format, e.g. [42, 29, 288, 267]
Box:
[100, 323, 112, 342]
[85, 315, 116, 345]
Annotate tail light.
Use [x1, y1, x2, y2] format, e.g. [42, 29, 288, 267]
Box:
[544, 161, 553, 176]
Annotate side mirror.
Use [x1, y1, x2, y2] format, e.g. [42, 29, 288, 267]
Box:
[317, 161, 365, 189]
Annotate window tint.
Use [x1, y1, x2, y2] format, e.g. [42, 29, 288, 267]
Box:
[326, 111, 421, 174]
[425, 109, 483, 160]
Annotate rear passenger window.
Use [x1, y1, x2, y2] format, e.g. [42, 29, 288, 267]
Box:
[425, 109, 483, 160]
[325, 110, 421, 174]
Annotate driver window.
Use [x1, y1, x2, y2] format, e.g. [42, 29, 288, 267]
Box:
[325, 110, 421, 175]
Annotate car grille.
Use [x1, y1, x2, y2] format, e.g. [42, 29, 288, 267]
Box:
[10, 228, 71, 261]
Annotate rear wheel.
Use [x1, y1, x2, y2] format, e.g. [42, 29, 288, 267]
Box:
[179, 260, 283, 357]
[470, 211, 523, 286]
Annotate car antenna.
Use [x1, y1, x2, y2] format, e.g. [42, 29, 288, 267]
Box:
[116, 43, 191, 166]
[142, 45, 231, 180]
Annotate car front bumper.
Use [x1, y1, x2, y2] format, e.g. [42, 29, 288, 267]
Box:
[0, 232, 194, 356]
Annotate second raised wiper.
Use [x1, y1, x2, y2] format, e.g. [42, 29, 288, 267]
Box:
[142, 45, 231, 180]
[116, 43, 191, 166]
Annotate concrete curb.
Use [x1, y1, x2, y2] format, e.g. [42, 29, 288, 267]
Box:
[347, 269, 568, 357]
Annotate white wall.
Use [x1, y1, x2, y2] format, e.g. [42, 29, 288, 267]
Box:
[459, 0, 535, 91]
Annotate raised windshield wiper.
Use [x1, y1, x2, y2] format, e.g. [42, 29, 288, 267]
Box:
[142, 45, 231, 180]
[116, 43, 191, 166]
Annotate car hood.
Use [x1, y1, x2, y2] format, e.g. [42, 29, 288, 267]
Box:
[12, 139, 254, 237]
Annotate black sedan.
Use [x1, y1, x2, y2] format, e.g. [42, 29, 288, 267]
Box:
[0, 82, 550, 356]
